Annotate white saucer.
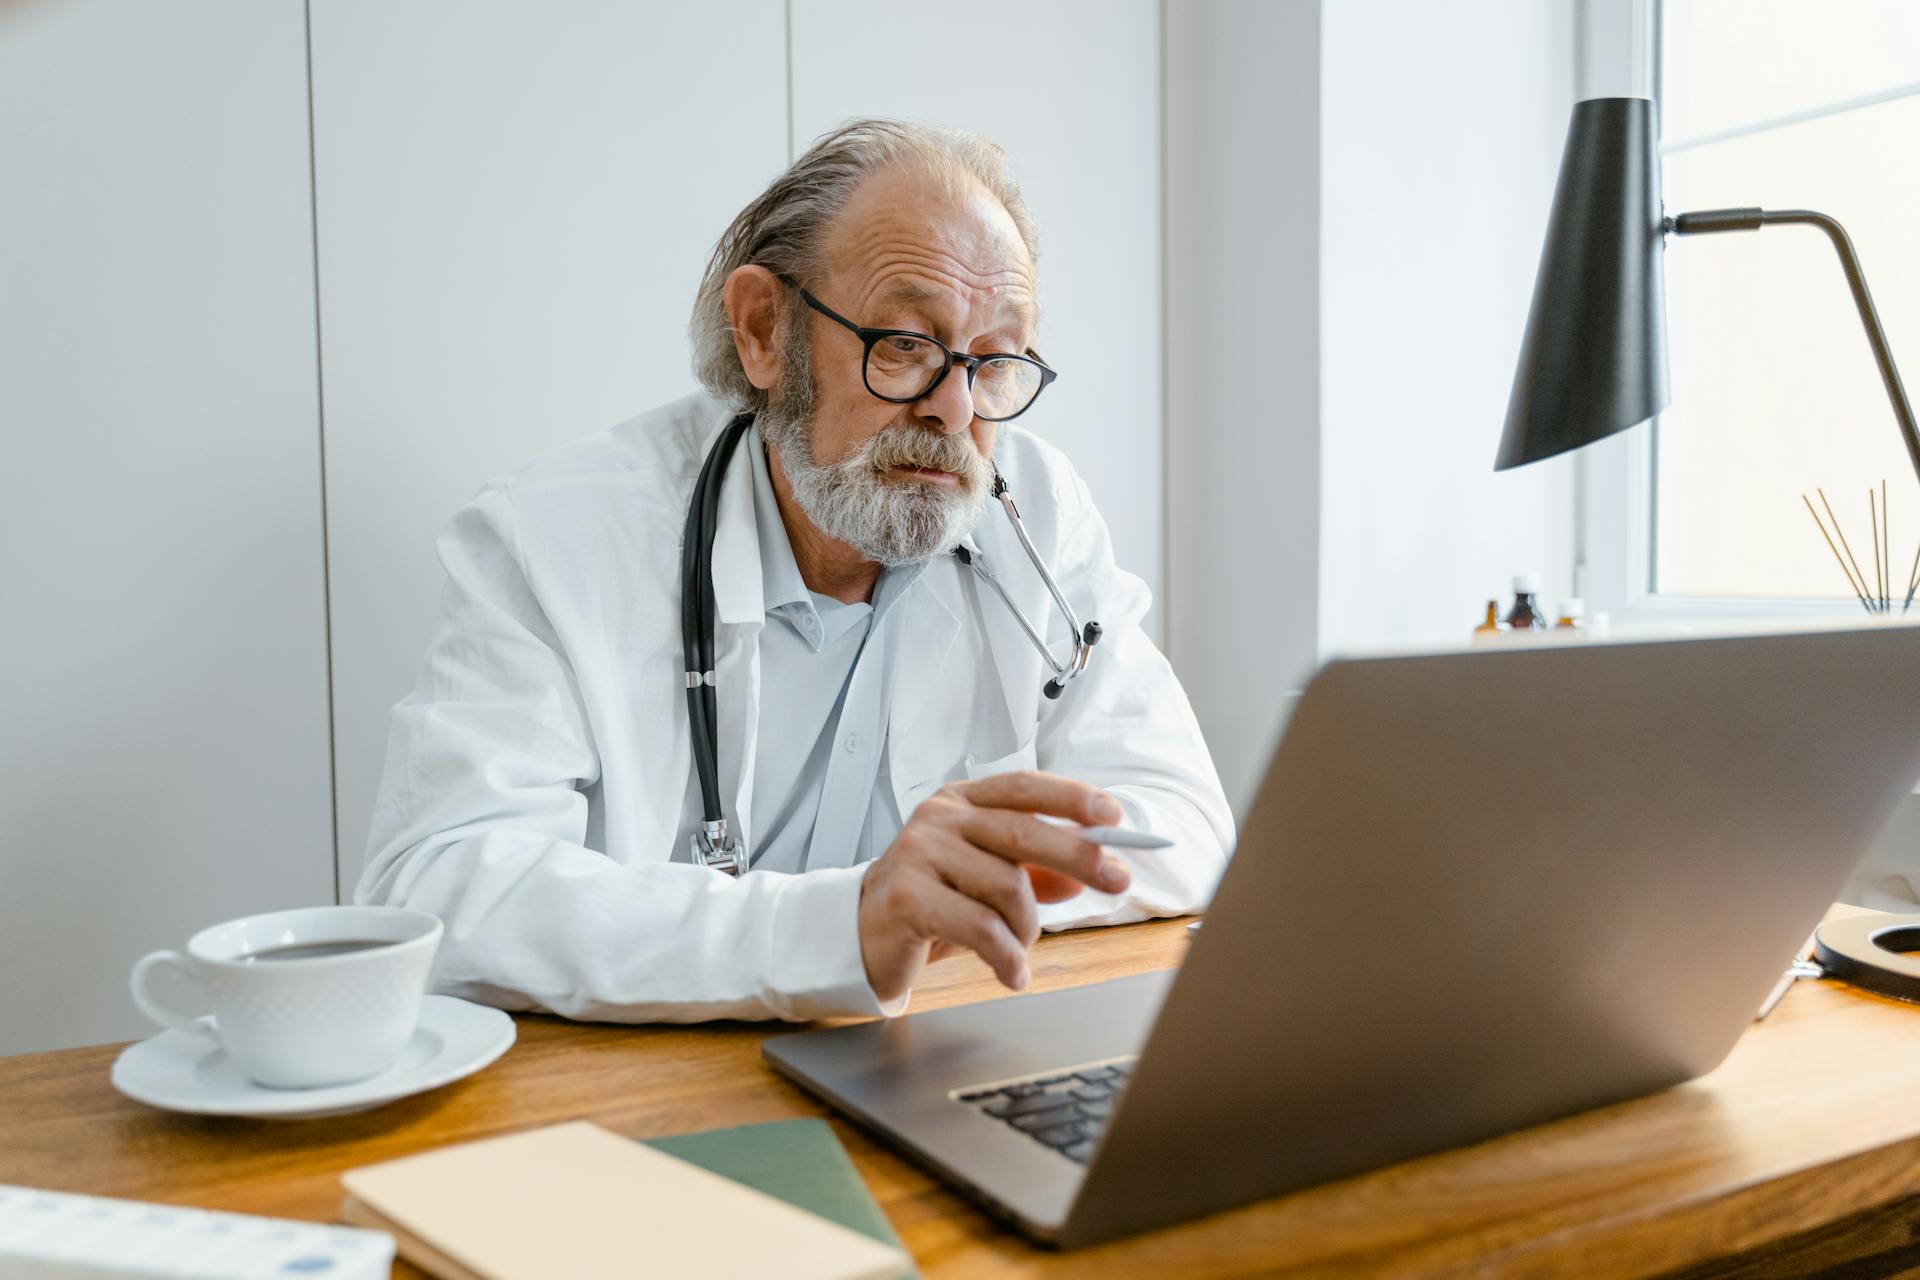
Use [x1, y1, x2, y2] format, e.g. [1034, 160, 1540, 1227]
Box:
[111, 995, 516, 1119]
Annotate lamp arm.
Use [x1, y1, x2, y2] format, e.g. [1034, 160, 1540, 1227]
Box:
[1667, 206, 1920, 487]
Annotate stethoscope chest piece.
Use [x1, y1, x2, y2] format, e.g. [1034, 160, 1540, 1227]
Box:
[691, 822, 744, 876]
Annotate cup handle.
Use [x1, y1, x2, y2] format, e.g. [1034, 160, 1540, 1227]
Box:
[130, 950, 218, 1041]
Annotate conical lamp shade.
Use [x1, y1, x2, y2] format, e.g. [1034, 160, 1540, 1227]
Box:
[1496, 97, 1671, 470]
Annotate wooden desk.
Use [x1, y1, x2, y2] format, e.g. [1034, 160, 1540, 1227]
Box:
[6, 913, 1920, 1278]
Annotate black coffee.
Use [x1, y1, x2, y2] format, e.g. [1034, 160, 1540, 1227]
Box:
[241, 940, 393, 962]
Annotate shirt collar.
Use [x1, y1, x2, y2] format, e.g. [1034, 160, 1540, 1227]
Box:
[749, 422, 931, 651]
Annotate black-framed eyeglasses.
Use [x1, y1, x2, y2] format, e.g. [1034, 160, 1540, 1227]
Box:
[777, 274, 1058, 422]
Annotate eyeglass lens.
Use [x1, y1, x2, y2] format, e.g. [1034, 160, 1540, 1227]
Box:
[866, 336, 1045, 420]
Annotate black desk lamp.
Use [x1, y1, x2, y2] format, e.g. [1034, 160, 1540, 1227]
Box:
[1495, 96, 1920, 484]
[1496, 99, 1920, 1001]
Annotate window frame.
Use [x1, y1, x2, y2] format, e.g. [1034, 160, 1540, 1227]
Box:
[1576, 0, 1912, 628]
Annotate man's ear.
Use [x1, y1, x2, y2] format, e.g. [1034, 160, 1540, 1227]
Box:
[722, 265, 787, 393]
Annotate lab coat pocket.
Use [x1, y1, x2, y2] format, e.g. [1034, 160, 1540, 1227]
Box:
[963, 737, 1039, 781]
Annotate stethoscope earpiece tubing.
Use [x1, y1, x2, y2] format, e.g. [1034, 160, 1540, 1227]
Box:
[679, 413, 1098, 869]
[682, 414, 754, 828]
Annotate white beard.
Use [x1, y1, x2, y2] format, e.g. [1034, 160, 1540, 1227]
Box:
[759, 339, 991, 567]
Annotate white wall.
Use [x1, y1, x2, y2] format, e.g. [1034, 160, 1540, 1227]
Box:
[0, 0, 336, 1055]
[1318, 0, 1579, 660]
[1163, 0, 1579, 814]
[790, 0, 1166, 639]
[1165, 0, 1323, 815]
[0, 1, 1171, 1059]
[310, 0, 789, 899]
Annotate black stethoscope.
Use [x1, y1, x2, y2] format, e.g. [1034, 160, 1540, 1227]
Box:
[681, 413, 1102, 875]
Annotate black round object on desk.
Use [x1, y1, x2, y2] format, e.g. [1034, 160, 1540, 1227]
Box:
[1814, 913, 1920, 1005]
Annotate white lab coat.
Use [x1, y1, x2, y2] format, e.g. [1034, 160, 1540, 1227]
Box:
[357, 391, 1234, 1023]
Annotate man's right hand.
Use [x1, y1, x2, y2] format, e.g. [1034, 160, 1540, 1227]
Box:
[857, 771, 1133, 1005]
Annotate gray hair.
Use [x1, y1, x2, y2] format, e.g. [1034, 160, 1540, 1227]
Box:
[689, 118, 1040, 411]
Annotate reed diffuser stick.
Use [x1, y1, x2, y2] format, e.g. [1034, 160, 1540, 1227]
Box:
[1803, 493, 1875, 613]
[1821, 487, 1876, 610]
[1870, 488, 1883, 609]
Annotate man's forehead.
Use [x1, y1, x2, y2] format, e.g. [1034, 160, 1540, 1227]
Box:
[826, 169, 1037, 330]
[868, 274, 1035, 326]
[873, 278, 955, 307]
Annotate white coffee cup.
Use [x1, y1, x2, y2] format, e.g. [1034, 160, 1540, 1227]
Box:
[130, 905, 442, 1089]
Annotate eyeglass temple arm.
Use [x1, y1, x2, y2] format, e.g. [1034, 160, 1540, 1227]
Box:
[1669, 207, 1920, 487]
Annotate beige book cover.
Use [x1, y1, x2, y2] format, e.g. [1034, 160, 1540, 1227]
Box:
[338, 1120, 911, 1280]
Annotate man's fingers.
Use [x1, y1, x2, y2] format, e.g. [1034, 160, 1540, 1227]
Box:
[956, 769, 1122, 826]
[955, 807, 1131, 895]
[923, 882, 1030, 989]
[875, 774, 1137, 996]
[1024, 864, 1088, 904]
[937, 847, 1042, 948]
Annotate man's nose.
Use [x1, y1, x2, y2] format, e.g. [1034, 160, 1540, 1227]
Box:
[911, 361, 977, 435]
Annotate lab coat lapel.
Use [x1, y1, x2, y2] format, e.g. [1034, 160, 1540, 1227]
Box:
[708, 426, 765, 853]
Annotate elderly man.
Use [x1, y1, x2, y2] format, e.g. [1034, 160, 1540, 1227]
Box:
[357, 119, 1232, 1022]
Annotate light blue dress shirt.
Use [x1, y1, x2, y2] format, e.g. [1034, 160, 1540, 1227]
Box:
[747, 428, 928, 874]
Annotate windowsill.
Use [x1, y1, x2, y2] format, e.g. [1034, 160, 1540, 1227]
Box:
[1598, 592, 1919, 634]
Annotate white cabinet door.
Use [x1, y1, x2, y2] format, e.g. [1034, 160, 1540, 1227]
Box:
[310, 1, 789, 887]
[0, 1, 335, 1054]
[789, 0, 1165, 636]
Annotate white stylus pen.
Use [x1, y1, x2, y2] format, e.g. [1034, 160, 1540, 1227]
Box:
[1035, 815, 1173, 848]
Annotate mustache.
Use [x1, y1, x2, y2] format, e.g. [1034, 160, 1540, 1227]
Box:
[864, 425, 991, 483]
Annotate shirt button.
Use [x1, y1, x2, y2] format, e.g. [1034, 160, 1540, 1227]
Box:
[845, 734, 861, 753]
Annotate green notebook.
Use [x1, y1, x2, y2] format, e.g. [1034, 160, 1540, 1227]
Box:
[641, 1118, 916, 1278]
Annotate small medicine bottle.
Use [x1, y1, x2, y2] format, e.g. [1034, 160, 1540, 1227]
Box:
[1505, 574, 1547, 631]
[1473, 599, 1504, 641]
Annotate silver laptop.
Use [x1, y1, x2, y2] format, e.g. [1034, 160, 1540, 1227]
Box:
[763, 627, 1920, 1248]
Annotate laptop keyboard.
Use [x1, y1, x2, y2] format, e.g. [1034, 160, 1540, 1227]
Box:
[954, 1058, 1135, 1164]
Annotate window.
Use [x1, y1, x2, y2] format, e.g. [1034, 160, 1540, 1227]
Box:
[1585, 1, 1920, 616]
